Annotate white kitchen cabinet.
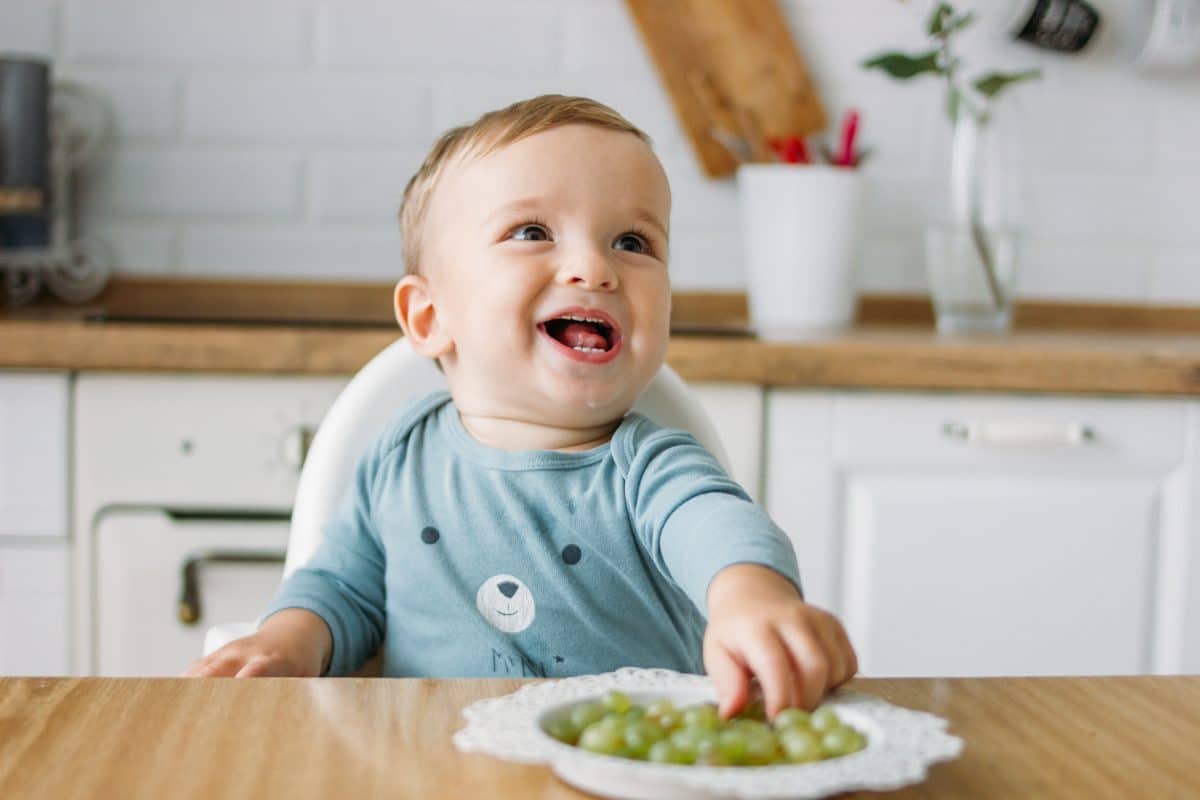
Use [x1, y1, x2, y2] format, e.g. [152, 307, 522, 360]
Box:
[0, 542, 70, 675]
[0, 371, 71, 675]
[0, 371, 69, 538]
[94, 508, 290, 677]
[766, 390, 1198, 677]
[690, 383, 763, 500]
[73, 373, 347, 675]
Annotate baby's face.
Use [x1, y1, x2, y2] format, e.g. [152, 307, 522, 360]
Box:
[418, 124, 672, 431]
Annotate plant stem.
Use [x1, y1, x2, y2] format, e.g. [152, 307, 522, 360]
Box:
[940, 30, 1004, 312]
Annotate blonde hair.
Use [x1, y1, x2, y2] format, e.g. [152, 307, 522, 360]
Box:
[398, 94, 651, 276]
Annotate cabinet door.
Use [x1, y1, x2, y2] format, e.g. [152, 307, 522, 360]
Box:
[689, 383, 763, 501]
[844, 473, 1160, 676]
[94, 508, 289, 677]
[0, 543, 70, 675]
[0, 372, 68, 537]
[768, 389, 1192, 677]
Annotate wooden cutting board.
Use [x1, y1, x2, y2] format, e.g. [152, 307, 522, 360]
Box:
[625, 0, 827, 178]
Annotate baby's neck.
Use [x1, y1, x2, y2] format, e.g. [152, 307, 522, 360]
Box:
[457, 411, 622, 453]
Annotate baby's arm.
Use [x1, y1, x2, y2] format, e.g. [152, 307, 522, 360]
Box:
[182, 608, 331, 677]
[622, 421, 856, 718]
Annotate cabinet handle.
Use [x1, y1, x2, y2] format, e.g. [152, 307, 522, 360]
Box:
[178, 550, 286, 626]
[941, 420, 1097, 448]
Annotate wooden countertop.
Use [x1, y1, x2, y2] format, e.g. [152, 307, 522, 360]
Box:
[3, 278, 1200, 395]
[2, 676, 1198, 799]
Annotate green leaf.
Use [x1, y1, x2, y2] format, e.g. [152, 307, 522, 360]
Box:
[973, 69, 1042, 99]
[928, 3, 954, 35]
[862, 50, 943, 80]
[929, 4, 974, 37]
[945, 11, 976, 35]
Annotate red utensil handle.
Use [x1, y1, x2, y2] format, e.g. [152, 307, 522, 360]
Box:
[838, 109, 860, 167]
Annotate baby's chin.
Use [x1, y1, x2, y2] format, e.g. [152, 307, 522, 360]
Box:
[538, 365, 651, 420]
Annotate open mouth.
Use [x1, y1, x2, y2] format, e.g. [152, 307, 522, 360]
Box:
[537, 307, 622, 364]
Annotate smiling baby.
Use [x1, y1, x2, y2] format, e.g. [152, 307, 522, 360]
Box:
[184, 95, 857, 719]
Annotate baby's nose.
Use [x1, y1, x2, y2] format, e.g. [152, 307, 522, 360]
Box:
[497, 581, 519, 599]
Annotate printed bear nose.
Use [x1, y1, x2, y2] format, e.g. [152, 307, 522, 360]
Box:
[497, 581, 519, 599]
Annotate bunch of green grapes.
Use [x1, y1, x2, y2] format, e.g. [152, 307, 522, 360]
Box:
[543, 690, 867, 766]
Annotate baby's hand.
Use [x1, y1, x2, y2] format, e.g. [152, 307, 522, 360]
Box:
[703, 564, 858, 719]
[181, 608, 331, 678]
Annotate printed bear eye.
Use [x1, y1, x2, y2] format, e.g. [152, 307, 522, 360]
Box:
[561, 544, 581, 565]
[421, 526, 440, 544]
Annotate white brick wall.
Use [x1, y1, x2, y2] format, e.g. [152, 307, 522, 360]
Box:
[4, 0, 1197, 302]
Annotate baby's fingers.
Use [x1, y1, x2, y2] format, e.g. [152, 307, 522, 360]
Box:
[704, 639, 750, 720]
[181, 652, 243, 677]
[235, 655, 291, 678]
[741, 629, 796, 719]
[777, 624, 830, 711]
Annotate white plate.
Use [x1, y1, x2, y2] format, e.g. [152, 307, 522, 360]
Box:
[453, 667, 963, 800]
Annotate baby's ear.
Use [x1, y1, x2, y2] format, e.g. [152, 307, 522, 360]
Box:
[394, 275, 453, 360]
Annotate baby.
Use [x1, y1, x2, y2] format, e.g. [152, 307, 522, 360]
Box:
[185, 94, 857, 719]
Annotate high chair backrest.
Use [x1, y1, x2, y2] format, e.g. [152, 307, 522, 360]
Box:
[284, 336, 732, 577]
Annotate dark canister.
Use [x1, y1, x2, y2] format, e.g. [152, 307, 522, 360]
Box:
[1012, 0, 1102, 52]
[0, 55, 51, 249]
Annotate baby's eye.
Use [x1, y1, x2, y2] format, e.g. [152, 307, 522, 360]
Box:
[613, 232, 651, 255]
[510, 223, 550, 242]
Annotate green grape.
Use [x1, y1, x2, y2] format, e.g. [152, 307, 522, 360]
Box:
[578, 722, 624, 755]
[716, 728, 748, 764]
[821, 726, 865, 758]
[773, 708, 812, 731]
[623, 720, 667, 759]
[645, 699, 676, 720]
[601, 690, 632, 714]
[779, 726, 822, 763]
[624, 705, 647, 721]
[742, 726, 778, 766]
[599, 712, 627, 729]
[734, 719, 771, 738]
[680, 703, 720, 731]
[810, 706, 842, 733]
[648, 739, 690, 765]
[692, 731, 723, 764]
[821, 726, 860, 757]
[668, 726, 707, 762]
[544, 715, 580, 745]
[735, 697, 767, 722]
[654, 708, 681, 731]
[569, 701, 606, 731]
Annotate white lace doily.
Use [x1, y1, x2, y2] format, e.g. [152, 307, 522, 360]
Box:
[453, 667, 963, 800]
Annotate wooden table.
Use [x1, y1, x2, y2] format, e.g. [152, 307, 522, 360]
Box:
[2, 676, 1198, 799]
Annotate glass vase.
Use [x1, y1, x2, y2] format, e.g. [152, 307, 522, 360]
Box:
[925, 94, 1026, 335]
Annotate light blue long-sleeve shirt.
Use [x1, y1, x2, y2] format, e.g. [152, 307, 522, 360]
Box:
[263, 391, 802, 678]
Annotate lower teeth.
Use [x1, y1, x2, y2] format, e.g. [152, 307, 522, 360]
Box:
[572, 346, 605, 353]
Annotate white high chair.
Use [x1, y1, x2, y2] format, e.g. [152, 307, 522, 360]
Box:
[202, 336, 732, 655]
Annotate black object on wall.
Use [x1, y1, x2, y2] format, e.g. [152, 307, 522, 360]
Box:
[0, 55, 51, 249]
[1013, 0, 1102, 53]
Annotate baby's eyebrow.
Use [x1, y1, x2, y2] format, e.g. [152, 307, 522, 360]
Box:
[631, 207, 668, 238]
[485, 197, 545, 227]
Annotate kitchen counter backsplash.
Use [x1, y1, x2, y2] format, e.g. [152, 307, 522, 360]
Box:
[3, 0, 1197, 303]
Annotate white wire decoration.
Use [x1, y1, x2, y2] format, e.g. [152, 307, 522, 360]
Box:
[453, 666, 964, 800]
[1, 80, 112, 306]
